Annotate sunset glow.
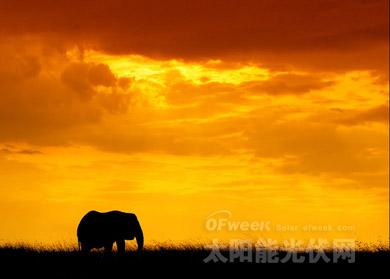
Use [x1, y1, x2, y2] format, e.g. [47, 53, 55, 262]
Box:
[0, 0, 388, 249]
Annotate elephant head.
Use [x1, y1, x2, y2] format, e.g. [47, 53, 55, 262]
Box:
[77, 210, 144, 253]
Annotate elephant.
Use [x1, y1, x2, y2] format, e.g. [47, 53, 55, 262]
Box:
[77, 210, 144, 253]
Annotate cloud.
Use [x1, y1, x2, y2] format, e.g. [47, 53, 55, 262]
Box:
[67, 99, 388, 177]
[336, 104, 389, 125]
[162, 72, 335, 109]
[0, 36, 387, 178]
[0, 43, 41, 84]
[0, 0, 388, 72]
[241, 116, 388, 174]
[306, 104, 389, 127]
[0, 147, 42, 155]
[243, 74, 335, 95]
[61, 62, 118, 100]
[0, 40, 132, 144]
[88, 63, 117, 87]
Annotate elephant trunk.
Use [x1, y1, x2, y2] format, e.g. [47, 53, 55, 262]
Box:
[135, 219, 144, 251]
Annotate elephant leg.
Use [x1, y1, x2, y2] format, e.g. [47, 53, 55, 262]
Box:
[104, 242, 113, 254]
[116, 239, 125, 254]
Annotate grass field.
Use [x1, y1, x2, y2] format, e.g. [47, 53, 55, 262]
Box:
[0, 244, 388, 277]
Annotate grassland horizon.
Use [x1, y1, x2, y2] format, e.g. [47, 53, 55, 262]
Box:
[1, 239, 389, 253]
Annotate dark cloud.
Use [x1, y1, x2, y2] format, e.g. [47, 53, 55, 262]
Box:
[0, 44, 41, 84]
[0, 41, 132, 144]
[335, 104, 389, 126]
[163, 73, 335, 108]
[243, 117, 389, 174]
[0, 0, 388, 71]
[243, 74, 335, 95]
[61, 62, 117, 100]
[0, 147, 42, 155]
[309, 104, 390, 126]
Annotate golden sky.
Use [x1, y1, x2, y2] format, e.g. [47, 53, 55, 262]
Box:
[0, 0, 388, 247]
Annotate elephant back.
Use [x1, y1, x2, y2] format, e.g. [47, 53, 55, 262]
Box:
[77, 211, 111, 241]
[77, 210, 132, 241]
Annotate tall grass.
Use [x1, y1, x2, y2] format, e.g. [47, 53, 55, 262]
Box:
[1, 240, 389, 252]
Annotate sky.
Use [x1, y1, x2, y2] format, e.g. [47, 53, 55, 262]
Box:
[0, 0, 388, 248]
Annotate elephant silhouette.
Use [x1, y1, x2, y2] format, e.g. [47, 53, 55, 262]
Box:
[77, 210, 144, 253]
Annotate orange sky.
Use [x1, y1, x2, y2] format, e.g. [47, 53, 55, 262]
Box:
[0, 0, 388, 248]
